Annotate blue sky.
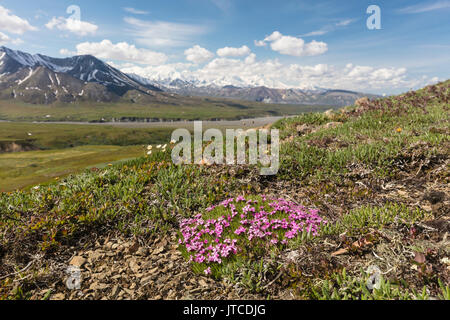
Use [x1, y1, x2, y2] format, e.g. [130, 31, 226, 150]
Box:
[0, 0, 449, 94]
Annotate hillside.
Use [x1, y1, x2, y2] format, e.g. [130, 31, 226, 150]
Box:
[0, 80, 448, 300]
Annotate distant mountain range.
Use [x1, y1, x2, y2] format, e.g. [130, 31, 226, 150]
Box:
[138, 77, 378, 107]
[0, 47, 377, 106]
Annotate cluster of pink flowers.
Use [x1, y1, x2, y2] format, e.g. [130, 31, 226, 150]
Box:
[179, 196, 326, 267]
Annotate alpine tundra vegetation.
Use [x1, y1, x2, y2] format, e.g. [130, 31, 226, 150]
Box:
[0, 80, 448, 300]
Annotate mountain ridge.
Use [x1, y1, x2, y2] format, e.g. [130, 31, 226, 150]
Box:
[0, 46, 162, 104]
[0, 46, 377, 106]
[137, 76, 379, 107]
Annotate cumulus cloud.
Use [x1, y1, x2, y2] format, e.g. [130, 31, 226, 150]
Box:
[217, 45, 251, 57]
[124, 17, 208, 47]
[0, 31, 23, 46]
[254, 40, 267, 47]
[114, 52, 420, 93]
[343, 64, 408, 87]
[0, 5, 37, 35]
[10, 38, 24, 45]
[114, 62, 195, 83]
[258, 31, 328, 57]
[184, 45, 215, 64]
[59, 48, 76, 56]
[245, 53, 256, 64]
[46, 17, 98, 36]
[75, 40, 168, 65]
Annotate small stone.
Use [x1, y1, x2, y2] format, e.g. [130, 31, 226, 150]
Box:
[105, 242, 113, 250]
[189, 288, 202, 294]
[110, 285, 120, 299]
[129, 261, 140, 273]
[89, 282, 108, 291]
[51, 293, 65, 300]
[93, 273, 106, 281]
[123, 288, 134, 296]
[69, 256, 86, 268]
[355, 97, 370, 107]
[324, 109, 335, 119]
[323, 122, 342, 129]
[153, 246, 165, 255]
[167, 290, 176, 299]
[140, 276, 153, 285]
[128, 242, 140, 254]
[176, 272, 188, 279]
[296, 124, 311, 135]
[89, 251, 104, 262]
[136, 247, 148, 256]
[423, 190, 445, 204]
[148, 267, 159, 274]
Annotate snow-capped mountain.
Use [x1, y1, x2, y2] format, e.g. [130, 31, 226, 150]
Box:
[0, 46, 377, 106]
[130, 75, 377, 107]
[0, 46, 161, 104]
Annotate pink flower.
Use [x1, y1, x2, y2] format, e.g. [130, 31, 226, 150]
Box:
[179, 196, 326, 267]
[234, 226, 246, 235]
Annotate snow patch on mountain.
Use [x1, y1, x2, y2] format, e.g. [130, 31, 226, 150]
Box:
[17, 68, 33, 85]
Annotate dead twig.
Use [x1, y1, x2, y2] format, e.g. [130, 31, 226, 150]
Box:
[0, 260, 35, 280]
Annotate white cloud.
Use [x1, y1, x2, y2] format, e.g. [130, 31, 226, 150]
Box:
[258, 31, 328, 57]
[124, 17, 208, 47]
[303, 40, 329, 56]
[46, 17, 98, 36]
[245, 53, 256, 64]
[114, 62, 195, 83]
[0, 32, 9, 45]
[0, 31, 23, 46]
[398, 1, 450, 14]
[59, 48, 76, 56]
[124, 7, 149, 15]
[254, 40, 267, 47]
[184, 45, 215, 64]
[75, 40, 168, 65]
[336, 19, 356, 27]
[301, 19, 356, 37]
[113, 54, 421, 93]
[0, 5, 37, 35]
[217, 45, 251, 57]
[11, 38, 24, 45]
[301, 29, 329, 37]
